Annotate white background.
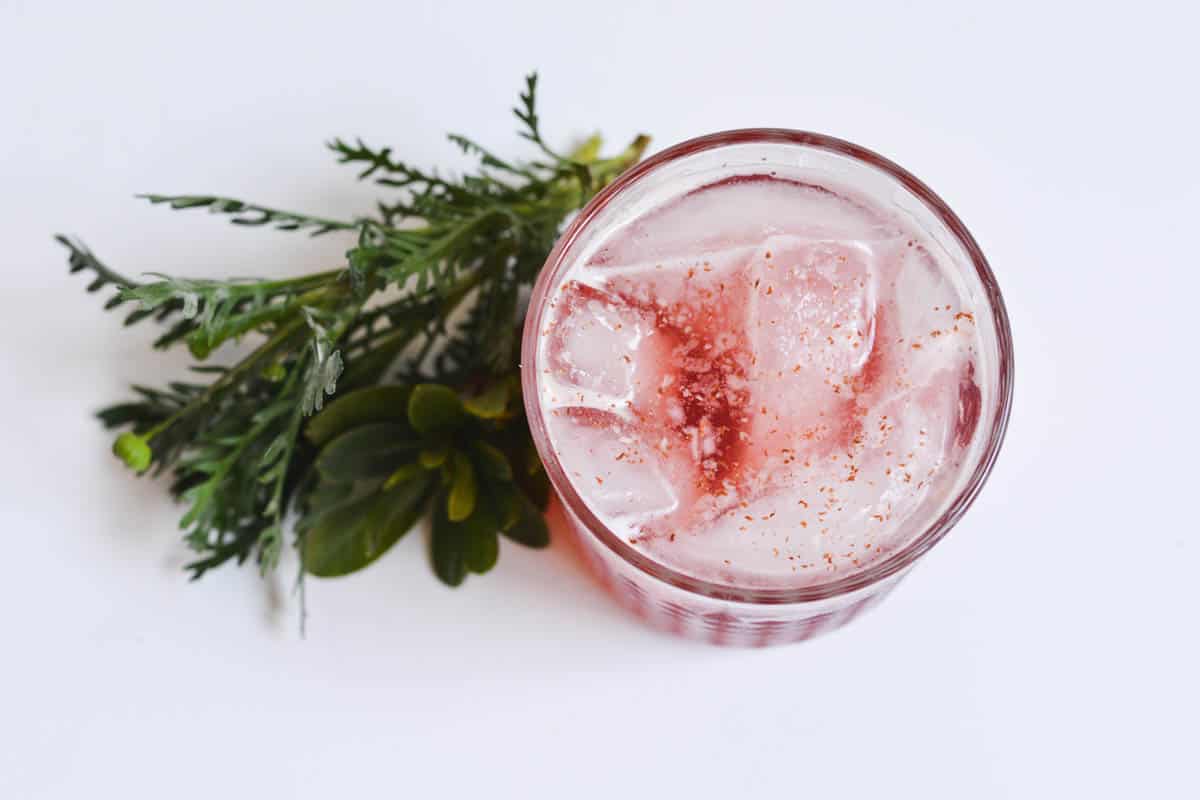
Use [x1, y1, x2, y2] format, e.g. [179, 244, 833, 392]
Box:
[2, 1, 1197, 797]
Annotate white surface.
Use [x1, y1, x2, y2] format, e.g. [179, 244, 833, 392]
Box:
[2, 1, 1197, 797]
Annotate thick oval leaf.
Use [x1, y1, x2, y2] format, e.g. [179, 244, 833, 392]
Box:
[478, 477, 520, 531]
[458, 489, 501, 574]
[430, 493, 466, 587]
[419, 445, 449, 469]
[463, 528, 499, 574]
[305, 385, 412, 447]
[471, 441, 513, 482]
[305, 479, 354, 513]
[430, 480, 509, 585]
[447, 451, 477, 522]
[502, 490, 550, 548]
[302, 477, 433, 577]
[515, 458, 552, 511]
[383, 461, 425, 490]
[316, 424, 418, 482]
[462, 380, 510, 419]
[407, 383, 465, 435]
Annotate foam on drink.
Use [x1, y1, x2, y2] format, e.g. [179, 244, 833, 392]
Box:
[534, 174, 988, 589]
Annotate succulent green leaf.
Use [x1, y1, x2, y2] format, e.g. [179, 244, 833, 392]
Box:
[502, 489, 550, 548]
[471, 441, 513, 482]
[302, 476, 433, 577]
[462, 380, 510, 419]
[407, 383, 466, 435]
[315, 423, 418, 482]
[431, 492, 467, 587]
[383, 461, 425, 490]
[463, 526, 499, 574]
[305, 385, 412, 446]
[419, 445, 449, 469]
[447, 451, 477, 522]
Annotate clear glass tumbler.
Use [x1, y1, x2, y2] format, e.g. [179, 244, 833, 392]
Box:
[521, 130, 1014, 646]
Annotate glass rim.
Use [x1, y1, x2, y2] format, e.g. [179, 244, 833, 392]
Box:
[520, 128, 1015, 606]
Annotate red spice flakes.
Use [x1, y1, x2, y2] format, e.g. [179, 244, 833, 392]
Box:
[871, 514, 884, 522]
[823, 552, 834, 565]
[765, 285, 774, 295]
[911, 342, 923, 350]
[744, 515, 754, 522]
[955, 311, 975, 323]
[797, 498, 809, 508]
[669, 533, 676, 542]
[614, 451, 626, 461]
[764, 250, 773, 259]
[622, 354, 632, 363]
[800, 520, 808, 528]
[845, 465, 859, 482]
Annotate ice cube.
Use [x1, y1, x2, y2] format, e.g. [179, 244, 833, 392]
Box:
[546, 406, 682, 524]
[748, 234, 884, 379]
[739, 235, 896, 468]
[586, 177, 897, 268]
[542, 281, 650, 404]
[577, 244, 754, 311]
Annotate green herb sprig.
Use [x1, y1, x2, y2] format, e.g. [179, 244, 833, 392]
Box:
[62, 74, 649, 595]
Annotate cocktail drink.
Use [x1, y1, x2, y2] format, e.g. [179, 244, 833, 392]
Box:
[522, 131, 1012, 645]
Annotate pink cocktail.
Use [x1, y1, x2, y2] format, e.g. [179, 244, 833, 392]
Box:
[522, 130, 1012, 646]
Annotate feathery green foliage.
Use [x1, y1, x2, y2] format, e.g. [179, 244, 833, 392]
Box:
[62, 74, 649, 598]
